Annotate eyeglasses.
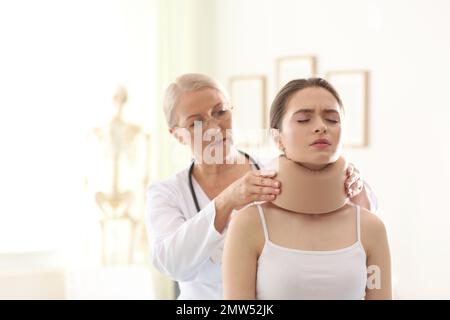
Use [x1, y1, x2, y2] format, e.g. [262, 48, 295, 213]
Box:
[175, 104, 233, 131]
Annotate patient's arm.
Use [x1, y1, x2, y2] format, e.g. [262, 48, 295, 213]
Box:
[361, 209, 392, 299]
[222, 206, 261, 300]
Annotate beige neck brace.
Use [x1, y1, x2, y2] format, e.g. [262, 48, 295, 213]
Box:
[269, 156, 349, 214]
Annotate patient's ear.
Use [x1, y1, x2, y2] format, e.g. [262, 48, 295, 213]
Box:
[270, 128, 285, 152]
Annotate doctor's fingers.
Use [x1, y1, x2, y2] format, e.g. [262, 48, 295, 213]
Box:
[345, 168, 361, 190]
[253, 169, 277, 178]
[346, 163, 355, 177]
[248, 172, 280, 188]
[348, 179, 364, 198]
[249, 185, 281, 196]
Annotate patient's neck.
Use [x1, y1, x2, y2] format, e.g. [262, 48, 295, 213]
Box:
[294, 161, 331, 171]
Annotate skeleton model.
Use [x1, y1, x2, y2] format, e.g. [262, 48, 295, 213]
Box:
[92, 86, 150, 265]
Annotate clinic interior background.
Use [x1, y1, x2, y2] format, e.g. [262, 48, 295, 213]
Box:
[1, 0, 449, 299]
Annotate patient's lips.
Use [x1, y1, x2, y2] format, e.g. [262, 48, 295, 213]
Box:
[310, 138, 331, 149]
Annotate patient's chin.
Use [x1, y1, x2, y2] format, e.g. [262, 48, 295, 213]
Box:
[288, 154, 336, 169]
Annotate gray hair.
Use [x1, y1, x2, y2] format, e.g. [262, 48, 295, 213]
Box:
[163, 73, 230, 128]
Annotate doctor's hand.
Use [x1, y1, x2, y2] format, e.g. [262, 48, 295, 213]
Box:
[216, 170, 281, 213]
[345, 163, 364, 198]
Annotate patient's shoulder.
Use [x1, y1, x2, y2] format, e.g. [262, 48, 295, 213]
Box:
[360, 207, 386, 233]
[360, 207, 388, 251]
[228, 204, 265, 248]
[231, 204, 261, 232]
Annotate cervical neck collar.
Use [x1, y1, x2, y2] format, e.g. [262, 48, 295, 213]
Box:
[269, 156, 349, 214]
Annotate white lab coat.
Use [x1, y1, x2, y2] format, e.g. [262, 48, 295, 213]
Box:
[145, 160, 378, 300]
[145, 164, 228, 300]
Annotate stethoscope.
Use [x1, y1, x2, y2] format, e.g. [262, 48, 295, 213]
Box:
[188, 150, 260, 212]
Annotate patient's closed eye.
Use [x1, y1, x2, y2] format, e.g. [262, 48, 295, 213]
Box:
[294, 115, 311, 122]
[296, 118, 339, 124]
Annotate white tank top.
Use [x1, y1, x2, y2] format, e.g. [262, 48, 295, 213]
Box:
[256, 204, 367, 300]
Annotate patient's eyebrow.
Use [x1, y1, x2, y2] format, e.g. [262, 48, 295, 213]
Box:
[323, 109, 340, 115]
[292, 108, 340, 115]
[293, 109, 314, 114]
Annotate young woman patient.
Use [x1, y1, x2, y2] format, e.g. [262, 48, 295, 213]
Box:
[222, 78, 392, 300]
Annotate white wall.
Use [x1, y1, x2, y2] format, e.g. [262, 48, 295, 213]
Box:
[0, 0, 160, 298]
[155, 0, 221, 178]
[211, 0, 450, 298]
[0, 0, 157, 254]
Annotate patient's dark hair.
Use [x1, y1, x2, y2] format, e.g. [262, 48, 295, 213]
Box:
[270, 78, 343, 130]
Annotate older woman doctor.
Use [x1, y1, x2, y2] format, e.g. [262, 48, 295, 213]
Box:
[145, 73, 378, 299]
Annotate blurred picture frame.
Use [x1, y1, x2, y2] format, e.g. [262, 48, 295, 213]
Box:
[326, 70, 370, 148]
[229, 75, 268, 148]
[276, 55, 317, 90]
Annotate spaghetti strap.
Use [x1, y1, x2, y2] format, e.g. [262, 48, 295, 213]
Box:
[256, 205, 269, 242]
[356, 205, 361, 242]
